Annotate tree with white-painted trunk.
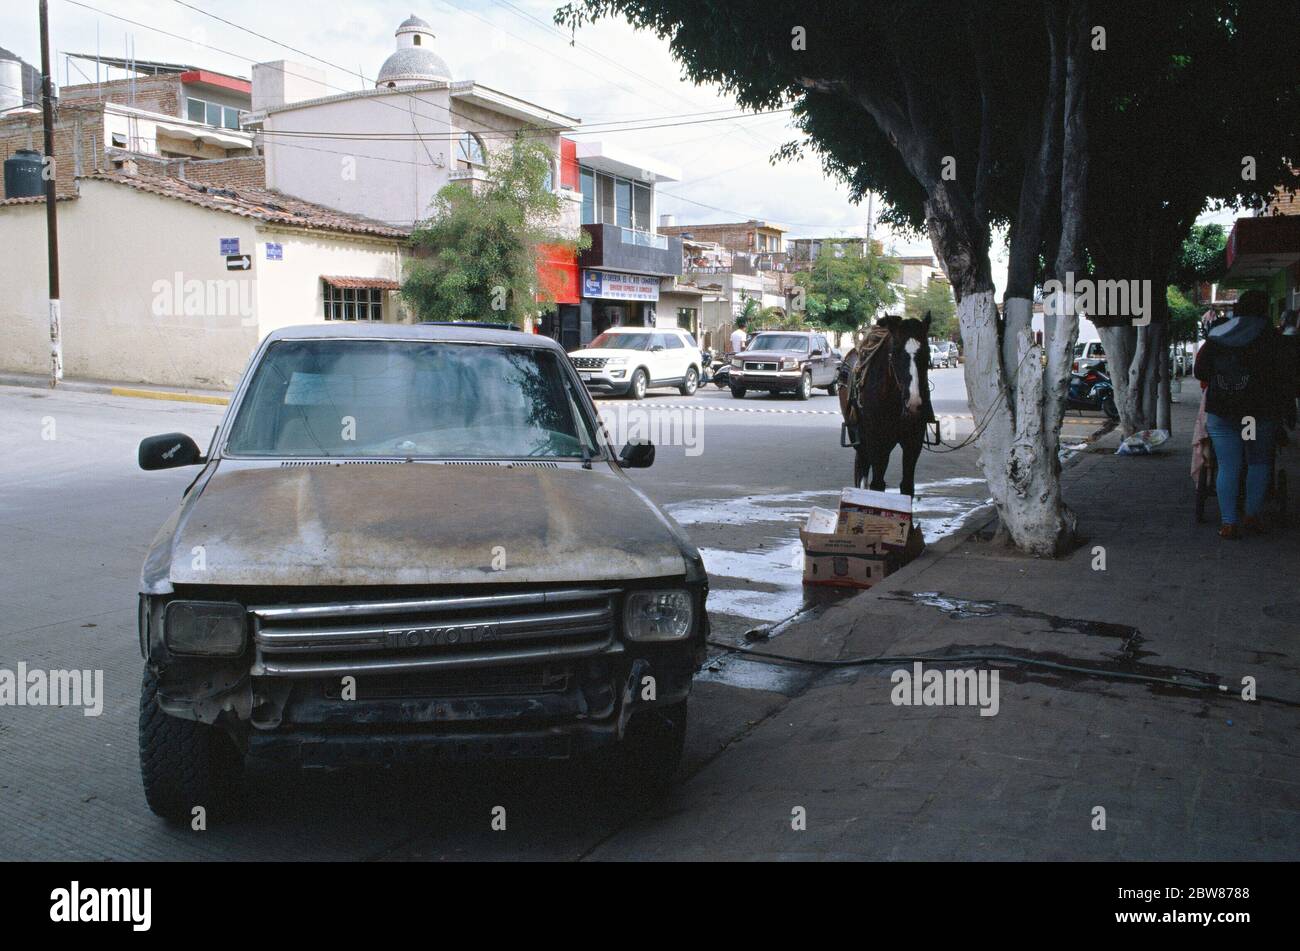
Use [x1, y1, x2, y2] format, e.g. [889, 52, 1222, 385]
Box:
[559, 0, 1092, 555]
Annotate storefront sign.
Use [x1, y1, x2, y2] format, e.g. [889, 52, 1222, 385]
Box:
[582, 270, 660, 302]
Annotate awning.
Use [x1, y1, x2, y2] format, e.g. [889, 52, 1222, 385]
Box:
[536, 244, 580, 305]
[322, 276, 401, 290]
[1223, 215, 1300, 284]
[153, 120, 251, 150]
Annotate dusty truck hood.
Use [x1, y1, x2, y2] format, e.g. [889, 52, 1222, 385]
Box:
[141, 460, 701, 591]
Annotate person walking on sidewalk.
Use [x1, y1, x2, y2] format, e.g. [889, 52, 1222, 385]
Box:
[1193, 289, 1293, 538]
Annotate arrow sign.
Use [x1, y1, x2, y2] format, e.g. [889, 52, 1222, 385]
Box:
[226, 254, 252, 271]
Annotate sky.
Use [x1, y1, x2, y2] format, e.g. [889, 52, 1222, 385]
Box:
[2, 0, 1238, 296]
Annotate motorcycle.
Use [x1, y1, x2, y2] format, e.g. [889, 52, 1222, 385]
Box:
[711, 350, 732, 388]
[1066, 362, 1118, 421]
[699, 348, 714, 386]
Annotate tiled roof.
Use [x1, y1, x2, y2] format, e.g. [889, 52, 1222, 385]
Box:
[0, 194, 77, 207]
[322, 275, 401, 289]
[84, 171, 410, 239]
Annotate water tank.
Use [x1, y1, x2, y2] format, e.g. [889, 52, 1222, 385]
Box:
[0, 58, 22, 113]
[4, 149, 45, 199]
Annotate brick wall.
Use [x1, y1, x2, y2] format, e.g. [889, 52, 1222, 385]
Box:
[0, 104, 102, 198]
[60, 76, 182, 119]
[123, 154, 266, 189]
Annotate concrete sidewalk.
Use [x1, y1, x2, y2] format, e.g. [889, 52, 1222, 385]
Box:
[593, 389, 1300, 860]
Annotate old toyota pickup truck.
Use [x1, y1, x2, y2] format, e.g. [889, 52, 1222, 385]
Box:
[136, 323, 708, 821]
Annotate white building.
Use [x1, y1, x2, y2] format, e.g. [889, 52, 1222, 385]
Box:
[0, 172, 408, 388]
[252, 15, 579, 229]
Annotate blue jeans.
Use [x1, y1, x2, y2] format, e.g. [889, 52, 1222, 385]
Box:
[1205, 413, 1276, 524]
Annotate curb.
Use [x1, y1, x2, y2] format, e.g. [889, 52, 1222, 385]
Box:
[108, 387, 229, 406]
[0, 374, 230, 405]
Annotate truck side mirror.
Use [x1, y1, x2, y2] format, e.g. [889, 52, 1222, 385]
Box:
[618, 439, 655, 469]
[139, 433, 204, 470]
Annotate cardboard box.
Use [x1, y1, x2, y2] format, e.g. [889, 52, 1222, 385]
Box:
[803, 551, 889, 588]
[839, 488, 913, 547]
[799, 498, 925, 589]
[801, 506, 892, 588]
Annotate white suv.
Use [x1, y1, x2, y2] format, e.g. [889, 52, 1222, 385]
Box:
[569, 327, 704, 399]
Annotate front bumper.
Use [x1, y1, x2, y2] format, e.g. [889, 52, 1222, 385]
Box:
[576, 367, 632, 395]
[730, 369, 804, 391]
[144, 584, 707, 763]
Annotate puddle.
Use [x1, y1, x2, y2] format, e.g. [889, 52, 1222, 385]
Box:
[696, 652, 817, 694]
[886, 591, 1146, 656]
[700, 538, 806, 623]
[666, 490, 836, 527]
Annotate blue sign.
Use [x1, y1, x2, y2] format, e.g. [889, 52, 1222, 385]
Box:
[220, 237, 240, 255]
[582, 270, 603, 296]
[265, 242, 283, 261]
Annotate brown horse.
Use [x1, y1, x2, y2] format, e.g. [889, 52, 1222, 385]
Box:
[838, 313, 934, 496]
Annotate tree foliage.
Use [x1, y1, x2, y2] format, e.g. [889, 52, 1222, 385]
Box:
[790, 251, 899, 335]
[1171, 223, 1228, 290]
[904, 279, 957, 339]
[402, 136, 585, 325]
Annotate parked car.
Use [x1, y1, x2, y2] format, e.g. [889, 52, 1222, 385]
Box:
[568, 327, 703, 399]
[929, 341, 957, 369]
[134, 323, 708, 820]
[1072, 339, 1107, 374]
[728, 330, 841, 400]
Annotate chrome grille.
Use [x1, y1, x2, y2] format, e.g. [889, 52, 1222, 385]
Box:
[249, 588, 619, 677]
[745, 361, 779, 371]
[572, 357, 607, 369]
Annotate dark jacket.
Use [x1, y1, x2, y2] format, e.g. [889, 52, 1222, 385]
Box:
[1194, 316, 1289, 422]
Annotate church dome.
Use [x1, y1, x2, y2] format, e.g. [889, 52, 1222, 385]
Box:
[376, 13, 449, 87]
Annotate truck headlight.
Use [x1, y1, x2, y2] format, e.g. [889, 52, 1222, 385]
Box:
[731, 357, 743, 368]
[623, 589, 694, 642]
[164, 601, 247, 656]
[781, 357, 804, 370]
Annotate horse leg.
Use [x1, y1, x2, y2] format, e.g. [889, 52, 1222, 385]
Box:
[868, 435, 890, 492]
[900, 429, 922, 497]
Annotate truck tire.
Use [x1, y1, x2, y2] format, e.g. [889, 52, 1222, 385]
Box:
[795, 371, 812, 401]
[730, 385, 746, 399]
[607, 700, 687, 800]
[139, 667, 243, 823]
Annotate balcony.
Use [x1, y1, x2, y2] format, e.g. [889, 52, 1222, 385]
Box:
[579, 223, 682, 277]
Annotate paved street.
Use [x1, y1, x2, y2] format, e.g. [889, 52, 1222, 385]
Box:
[4, 374, 1252, 862]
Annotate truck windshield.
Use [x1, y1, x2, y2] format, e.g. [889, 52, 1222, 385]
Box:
[750, 334, 810, 352]
[225, 340, 598, 459]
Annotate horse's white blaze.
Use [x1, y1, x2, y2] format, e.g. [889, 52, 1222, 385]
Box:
[904, 338, 922, 412]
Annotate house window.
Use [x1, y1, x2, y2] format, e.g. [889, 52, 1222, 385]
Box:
[580, 168, 657, 233]
[413, 35, 422, 46]
[186, 97, 241, 130]
[456, 131, 486, 167]
[580, 168, 595, 224]
[323, 284, 384, 321]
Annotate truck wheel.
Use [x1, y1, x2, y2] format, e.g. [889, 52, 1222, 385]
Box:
[826, 379, 839, 396]
[679, 366, 698, 396]
[730, 385, 746, 399]
[139, 667, 242, 823]
[629, 368, 648, 400]
[608, 701, 687, 799]
[795, 371, 812, 401]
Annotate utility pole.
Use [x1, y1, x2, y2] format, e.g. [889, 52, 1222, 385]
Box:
[40, 0, 63, 386]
